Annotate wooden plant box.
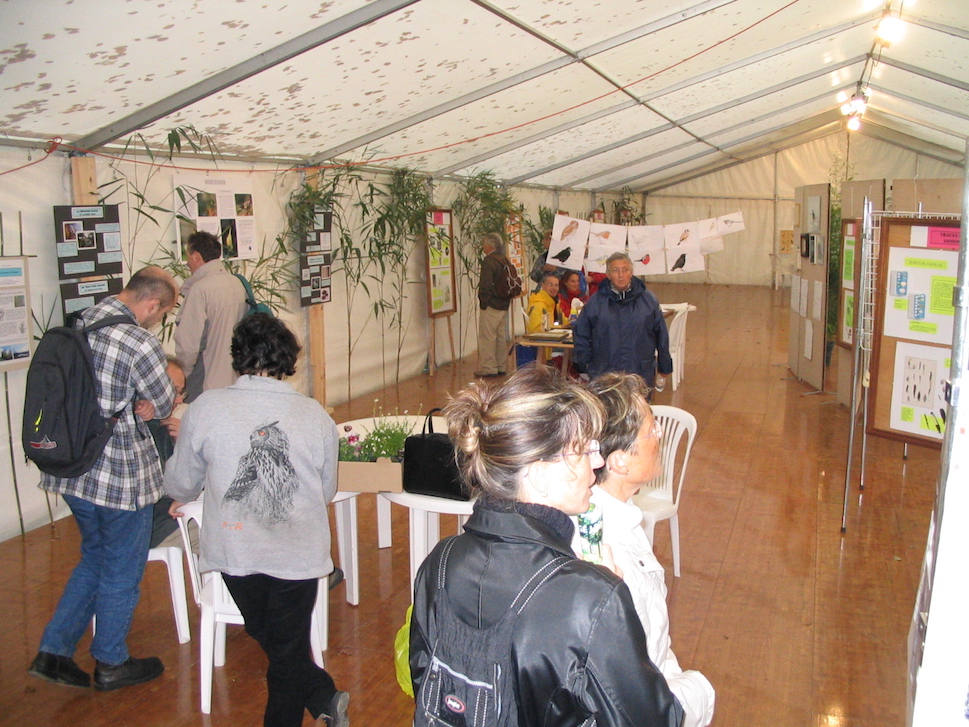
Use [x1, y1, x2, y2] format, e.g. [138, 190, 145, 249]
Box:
[337, 457, 403, 493]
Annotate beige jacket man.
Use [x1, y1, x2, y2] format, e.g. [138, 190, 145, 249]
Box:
[175, 257, 247, 401]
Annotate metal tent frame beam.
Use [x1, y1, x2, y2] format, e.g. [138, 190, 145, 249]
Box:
[506, 56, 864, 186]
[72, 0, 421, 151]
[309, 0, 736, 165]
[562, 86, 852, 188]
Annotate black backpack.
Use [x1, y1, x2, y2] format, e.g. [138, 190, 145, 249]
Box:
[22, 315, 132, 478]
[495, 258, 523, 300]
[415, 538, 570, 727]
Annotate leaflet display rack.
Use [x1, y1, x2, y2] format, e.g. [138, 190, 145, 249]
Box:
[868, 216, 960, 447]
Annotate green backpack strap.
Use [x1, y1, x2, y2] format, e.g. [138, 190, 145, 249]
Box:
[233, 273, 272, 316]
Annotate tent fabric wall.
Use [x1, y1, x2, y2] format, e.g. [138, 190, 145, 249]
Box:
[0, 127, 963, 540]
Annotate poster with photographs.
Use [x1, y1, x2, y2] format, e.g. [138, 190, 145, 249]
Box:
[300, 208, 333, 306]
[889, 341, 949, 440]
[52, 205, 123, 280]
[548, 214, 590, 271]
[504, 213, 527, 297]
[627, 225, 666, 276]
[425, 209, 456, 317]
[174, 175, 257, 261]
[0, 258, 33, 371]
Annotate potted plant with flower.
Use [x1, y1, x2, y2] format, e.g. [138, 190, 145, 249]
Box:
[336, 404, 419, 493]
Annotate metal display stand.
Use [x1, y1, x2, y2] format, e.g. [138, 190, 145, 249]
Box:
[841, 206, 961, 531]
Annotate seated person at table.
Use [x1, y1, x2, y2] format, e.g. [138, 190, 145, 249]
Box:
[559, 269, 588, 320]
[580, 372, 715, 727]
[165, 313, 349, 727]
[526, 272, 568, 334]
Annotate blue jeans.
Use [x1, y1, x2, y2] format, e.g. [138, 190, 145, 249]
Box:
[39, 495, 152, 666]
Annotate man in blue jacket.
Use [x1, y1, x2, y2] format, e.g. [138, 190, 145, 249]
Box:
[573, 252, 672, 393]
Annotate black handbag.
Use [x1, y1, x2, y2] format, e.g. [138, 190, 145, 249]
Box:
[402, 409, 468, 501]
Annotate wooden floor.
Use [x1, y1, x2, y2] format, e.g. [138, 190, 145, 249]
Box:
[0, 283, 938, 727]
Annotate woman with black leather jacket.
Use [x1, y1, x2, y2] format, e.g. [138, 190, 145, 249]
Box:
[410, 366, 683, 727]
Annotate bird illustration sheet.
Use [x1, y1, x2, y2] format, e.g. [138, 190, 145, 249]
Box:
[663, 222, 704, 274]
[584, 223, 626, 272]
[627, 225, 666, 275]
[716, 211, 745, 235]
[549, 214, 590, 270]
[698, 218, 725, 254]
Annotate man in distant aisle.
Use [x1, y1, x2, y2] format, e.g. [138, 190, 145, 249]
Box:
[573, 252, 671, 394]
[475, 232, 511, 378]
[29, 267, 178, 692]
[175, 230, 248, 402]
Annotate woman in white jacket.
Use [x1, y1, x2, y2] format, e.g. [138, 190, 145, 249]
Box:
[580, 372, 715, 727]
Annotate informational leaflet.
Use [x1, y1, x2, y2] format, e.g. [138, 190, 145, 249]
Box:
[0, 258, 32, 369]
[883, 247, 958, 345]
[889, 341, 950, 440]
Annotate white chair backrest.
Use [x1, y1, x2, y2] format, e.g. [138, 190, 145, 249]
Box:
[177, 499, 205, 607]
[644, 405, 698, 505]
[667, 307, 689, 347]
[178, 498, 241, 616]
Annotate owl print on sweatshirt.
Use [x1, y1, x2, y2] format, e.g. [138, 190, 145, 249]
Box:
[223, 421, 299, 525]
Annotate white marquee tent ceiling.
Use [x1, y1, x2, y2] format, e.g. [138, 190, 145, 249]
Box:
[1, 0, 966, 192]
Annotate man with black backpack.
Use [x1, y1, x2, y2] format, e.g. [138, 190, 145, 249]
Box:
[28, 267, 178, 692]
[475, 232, 516, 378]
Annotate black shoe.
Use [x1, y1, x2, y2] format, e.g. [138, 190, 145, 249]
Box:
[93, 656, 164, 691]
[317, 690, 350, 727]
[327, 567, 345, 591]
[28, 651, 91, 688]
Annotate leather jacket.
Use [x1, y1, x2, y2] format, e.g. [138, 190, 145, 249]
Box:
[411, 500, 684, 727]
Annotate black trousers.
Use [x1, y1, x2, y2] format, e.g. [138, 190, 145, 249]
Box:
[223, 573, 337, 727]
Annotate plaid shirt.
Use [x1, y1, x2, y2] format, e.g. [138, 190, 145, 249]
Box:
[40, 297, 175, 510]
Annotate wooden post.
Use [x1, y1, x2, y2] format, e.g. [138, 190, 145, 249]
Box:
[71, 156, 99, 204]
[308, 304, 327, 406]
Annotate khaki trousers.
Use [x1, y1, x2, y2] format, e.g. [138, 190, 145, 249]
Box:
[477, 307, 508, 374]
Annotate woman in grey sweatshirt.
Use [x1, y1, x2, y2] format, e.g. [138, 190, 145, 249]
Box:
[165, 313, 349, 727]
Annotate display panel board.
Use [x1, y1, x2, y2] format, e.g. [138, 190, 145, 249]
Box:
[425, 209, 456, 317]
[787, 184, 829, 391]
[837, 219, 859, 349]
[52, 205, 123, 281]
[868, 217, 960, 446]
[299, 208, 333, 306]
[0, 257, 34, 370]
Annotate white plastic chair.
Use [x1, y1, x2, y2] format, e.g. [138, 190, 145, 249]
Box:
[147, 545, 191, 643]
[93, 541, 191, 645]
[379, 491, 474, 596]
[631, 405, 697, 577]
[665, 304, 691, 391]
[176, 500, 329, 714]
[330, 491, 360, 605]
